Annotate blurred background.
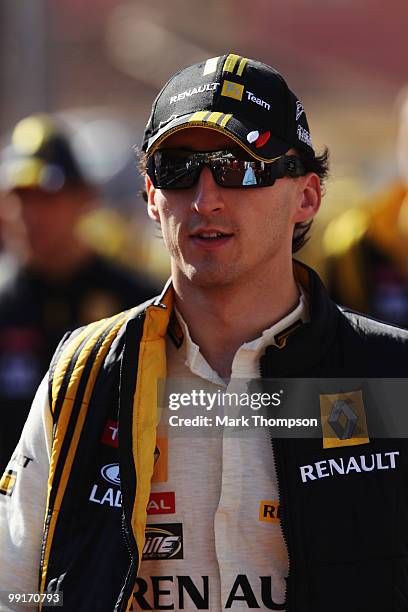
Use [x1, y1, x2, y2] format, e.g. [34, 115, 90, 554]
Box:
[1, 0, 408, 280]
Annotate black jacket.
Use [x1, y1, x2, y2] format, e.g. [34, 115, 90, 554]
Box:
[261, 264, 408, 612]
[39, 262, 408, 612]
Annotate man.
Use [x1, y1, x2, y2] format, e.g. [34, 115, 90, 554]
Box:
[0, 113, 157, 473]
[326, 89, 408, 326]
[1, 54, 408, 612]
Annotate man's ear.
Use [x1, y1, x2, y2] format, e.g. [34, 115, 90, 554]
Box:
[293, 173, 321, 223]
[146, 174, 160, 223]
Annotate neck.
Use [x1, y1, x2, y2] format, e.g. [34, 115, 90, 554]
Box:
[173, 259, 299, 378]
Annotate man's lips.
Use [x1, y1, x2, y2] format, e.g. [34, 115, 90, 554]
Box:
[189, 228, 234, 248]
[190, 227, 234, 238]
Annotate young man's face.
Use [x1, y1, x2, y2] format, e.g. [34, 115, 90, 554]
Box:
[146, 128, 320, 289]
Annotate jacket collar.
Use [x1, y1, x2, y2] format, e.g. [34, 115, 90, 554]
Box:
[149, 261, 340, 377]
[260, 260, 340, 377]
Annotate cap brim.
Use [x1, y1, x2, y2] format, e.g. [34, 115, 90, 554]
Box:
[145, 112, 291, 162]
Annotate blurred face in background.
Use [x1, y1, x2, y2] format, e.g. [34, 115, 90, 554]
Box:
[0, 186, 92, 276]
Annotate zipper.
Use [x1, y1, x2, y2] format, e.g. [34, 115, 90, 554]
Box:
[116, 515, 137, 612]
[261, 352, 293, 611]
[116, 312, 147, 611]
[271, 437, 292, 612]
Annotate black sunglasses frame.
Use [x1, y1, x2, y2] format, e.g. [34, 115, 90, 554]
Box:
[147, 149, 306, 190]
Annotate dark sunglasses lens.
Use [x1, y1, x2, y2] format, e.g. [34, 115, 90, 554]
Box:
[213, 159, 276, 187]
[152, 151, 198, 188]
[150, 150, 287, 189]
[214, 160, 276, 187]
[212, 159, 247, 186]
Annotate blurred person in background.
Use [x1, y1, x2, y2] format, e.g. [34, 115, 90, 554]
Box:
[326, 89, 408, 326]
[0, 113, 157, 473]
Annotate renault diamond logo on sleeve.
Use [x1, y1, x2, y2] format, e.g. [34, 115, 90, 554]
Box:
[221, 80, 244, 101]
[320, 390, 369, 449]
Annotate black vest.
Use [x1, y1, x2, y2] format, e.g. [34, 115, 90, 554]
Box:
[39, 264, 408, 612]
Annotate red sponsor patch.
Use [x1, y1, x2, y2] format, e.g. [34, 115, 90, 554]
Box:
[101, 419, 119, 448]
[147, 492, 175, 515]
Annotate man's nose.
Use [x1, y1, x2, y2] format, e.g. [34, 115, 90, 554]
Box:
[190, 167, 225, 215]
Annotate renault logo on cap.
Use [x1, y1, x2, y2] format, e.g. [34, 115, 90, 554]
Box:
[221, 80, 244, 101]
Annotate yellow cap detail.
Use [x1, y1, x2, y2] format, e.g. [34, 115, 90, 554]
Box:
[236, 57, 248, 76]
[223, 53, 240, 73]
[207, 112, 223, 124]
[189, 111, 211, 122]
[219, 114, 233, 127]
[188, 111, 232, 128]
[221, 80, 244, 101]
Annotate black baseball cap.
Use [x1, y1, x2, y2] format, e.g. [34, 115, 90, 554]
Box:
[142, 53, 314, 161]
[0, 114, 87, 192]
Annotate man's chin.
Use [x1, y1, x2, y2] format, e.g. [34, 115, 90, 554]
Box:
[182, 263, 239, 288]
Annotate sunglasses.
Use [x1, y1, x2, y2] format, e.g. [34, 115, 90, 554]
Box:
[147, 148, 306, 190]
